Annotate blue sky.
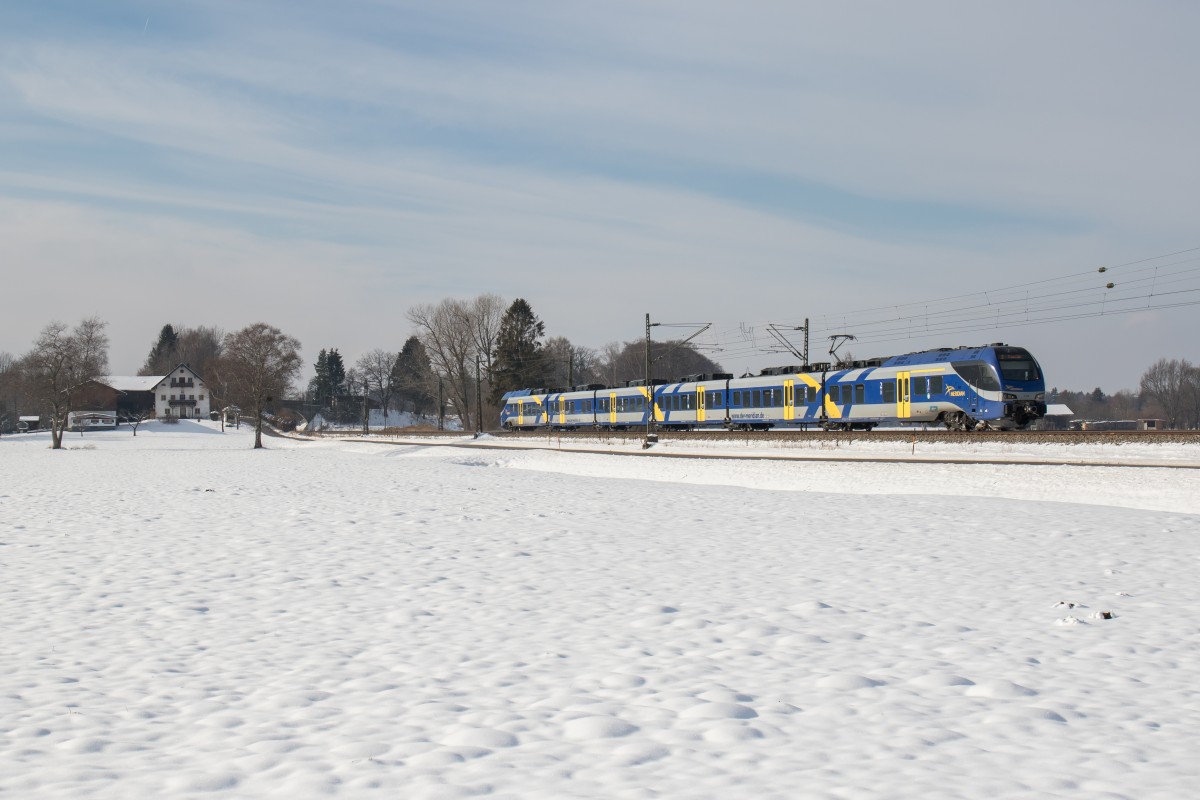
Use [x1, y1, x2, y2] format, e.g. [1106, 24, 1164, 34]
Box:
[2, 1, 1197, 390]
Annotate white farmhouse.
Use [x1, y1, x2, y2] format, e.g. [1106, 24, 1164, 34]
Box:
[151, 364, 212, 420]
[89, 363, 213, 420]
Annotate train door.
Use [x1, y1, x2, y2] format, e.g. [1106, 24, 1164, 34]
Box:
[609, 392, 617, 425]
[897, 371, 912, 419]
[558, 397, 566, 426]
[783, 380, 794, 421]
[696, 385, 706, 423]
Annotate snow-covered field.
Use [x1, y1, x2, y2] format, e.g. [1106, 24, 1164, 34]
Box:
[2, 421, 1198, 799]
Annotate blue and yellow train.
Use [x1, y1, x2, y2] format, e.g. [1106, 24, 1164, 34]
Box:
[500, 343, 1046, 432]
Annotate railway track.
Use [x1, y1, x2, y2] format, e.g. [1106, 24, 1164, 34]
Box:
[309, 427, 1200, 446]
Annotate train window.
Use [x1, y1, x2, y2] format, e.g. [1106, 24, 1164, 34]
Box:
[734, 390, 743, 406]
[748, 389, 758, 407]
[855, 384, 865, 404]
[828, 385, 839, 403]
[711, 392, 723, 408]
[882, 382, 895, 403]
[953, 362, 1001, 391]
[930, 376, 943, 394]
[913, 376, 927, 396]
[997, 348, 1042, 381]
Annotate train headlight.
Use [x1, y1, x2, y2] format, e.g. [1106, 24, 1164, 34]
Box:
[1003, 393, 1017, 401]
[1035, 393, 1045, 401]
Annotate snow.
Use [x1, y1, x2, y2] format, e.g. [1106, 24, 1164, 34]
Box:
[2, 421, 1198, 798]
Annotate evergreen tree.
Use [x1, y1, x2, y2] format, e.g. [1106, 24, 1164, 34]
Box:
[141, 324, 179, 375]
[490, 299, 546, 403]
[311, 348, 330, 407]
[392, 335, 435, 415]
[327, 349, 346, 400]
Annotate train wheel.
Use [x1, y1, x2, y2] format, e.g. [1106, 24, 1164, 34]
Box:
[943, 412, 970, 431]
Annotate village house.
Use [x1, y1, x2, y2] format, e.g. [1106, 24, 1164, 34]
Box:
[77, 363, 213, 421]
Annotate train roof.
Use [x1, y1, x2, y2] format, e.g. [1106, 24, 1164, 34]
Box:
[879, 343, 1026, 367]
[502, 344, 1035, 397]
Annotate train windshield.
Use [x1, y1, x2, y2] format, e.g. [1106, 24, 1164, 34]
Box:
[995, 347, 1042, 382]
[952, 361, 1000, 391]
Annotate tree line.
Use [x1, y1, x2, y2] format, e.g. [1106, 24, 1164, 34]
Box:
[305, 294, 723, 430]
[1050, 358, 1200, 429]
[6, 303, 1194, 445]
[0, 296, 724, 444]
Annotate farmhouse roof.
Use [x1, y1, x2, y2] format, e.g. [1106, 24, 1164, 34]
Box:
[97, 364, 207, 393]
[99, 375, 163, 392]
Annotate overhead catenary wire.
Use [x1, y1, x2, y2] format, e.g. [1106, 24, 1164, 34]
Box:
[687, 248, 1200, 367]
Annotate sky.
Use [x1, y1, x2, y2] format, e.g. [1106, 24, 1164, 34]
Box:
[1, 1, 1198, 391]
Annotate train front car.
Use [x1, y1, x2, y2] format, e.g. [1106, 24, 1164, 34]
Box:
[888, 344, 1046, 430]
[988, 345, 1047, 429]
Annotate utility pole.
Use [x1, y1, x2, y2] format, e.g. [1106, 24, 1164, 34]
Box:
[475, 357, 483, 434]
[361, 378, 369, 435]
[642, 313, 710, 445]
[644, 313, 656, 444]
[437, 376, 444, 431]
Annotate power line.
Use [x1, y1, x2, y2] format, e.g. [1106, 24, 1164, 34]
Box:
[690, 247, 1200, 367]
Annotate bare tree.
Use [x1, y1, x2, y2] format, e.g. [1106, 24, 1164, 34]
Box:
[1189, 365, 1200, 430]
[595, 339, 724, 385]
[1139, 358, 1192, 429]
[139, 324, 224, 378]
[0, 351, 20, 434]
[22, 317, 110, 449]
[467, 293, 506, 375]
[408, 298, 484, 430]
[597, 341, 626, 387]
[214, 323, 302, 448]
[177, 326, 225, 380]
[121, 408, 154, 436]
[355, 349, 398, 425]
[543, 336, 599, 388]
